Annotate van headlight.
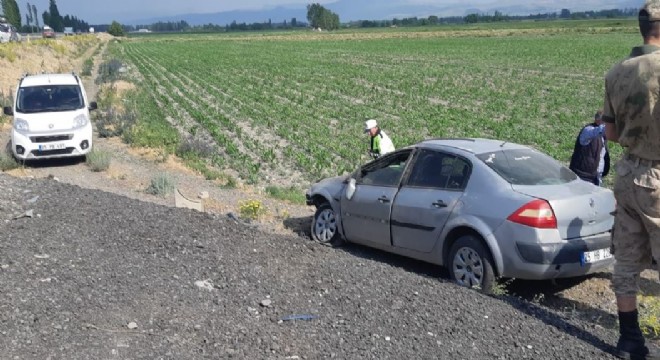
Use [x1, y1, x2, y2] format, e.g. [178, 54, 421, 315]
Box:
[13, 118, 29, 132]
[72, 114, 88, 129]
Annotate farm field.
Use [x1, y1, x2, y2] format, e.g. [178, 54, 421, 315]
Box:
[116, 23, 639, 187]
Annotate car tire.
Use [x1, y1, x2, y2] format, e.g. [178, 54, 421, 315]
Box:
[311, 202, 344, 247]
[448, 235, 496, 294]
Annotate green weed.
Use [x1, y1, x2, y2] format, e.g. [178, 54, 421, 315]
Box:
[239, 199, 266, 220]
[96, 59, 124, 84]
[639, 295, 660, 338]
[85, 149, 111, 172]
[0, 152, 19, 171]
[81, 58, 94, 76]
[146, 173, 175, 196]
[96, 107, 137, 138]
[265, 186, 306, 205]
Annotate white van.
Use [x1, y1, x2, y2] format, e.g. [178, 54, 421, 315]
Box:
[0, 22, 11, 43]
[3, 73, 98, 160]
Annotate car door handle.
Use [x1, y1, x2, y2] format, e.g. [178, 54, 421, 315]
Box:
[378, 196, 391, 204]
[432, 200, 447, 208]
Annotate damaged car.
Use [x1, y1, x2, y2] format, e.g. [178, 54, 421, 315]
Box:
[306, 138, 615, 293]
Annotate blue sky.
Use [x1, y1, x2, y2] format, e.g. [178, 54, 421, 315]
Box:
[15, 0, 640, 25]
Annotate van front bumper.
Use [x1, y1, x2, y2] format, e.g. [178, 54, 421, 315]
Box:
[11, 127, 93, 160]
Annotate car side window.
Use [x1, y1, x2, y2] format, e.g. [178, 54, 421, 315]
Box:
[359, 150, 411, 187]
[407, 150, 470, 190]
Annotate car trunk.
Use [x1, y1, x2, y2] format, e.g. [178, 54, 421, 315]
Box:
[512, 183, 614, 240]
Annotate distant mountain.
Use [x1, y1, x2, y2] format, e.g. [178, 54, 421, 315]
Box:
[130, 6, 307, 27]
[127, 0, 639, 27]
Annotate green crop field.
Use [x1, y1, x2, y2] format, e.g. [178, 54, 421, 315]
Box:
[113, 21, 639, 187]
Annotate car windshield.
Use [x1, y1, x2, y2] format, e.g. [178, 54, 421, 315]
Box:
[17, 85, 84, 113]
[476, 148, 577, 185]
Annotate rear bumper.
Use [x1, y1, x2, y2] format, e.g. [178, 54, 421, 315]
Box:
[515, 233, 611, 265]
[497, 227, 614, 280]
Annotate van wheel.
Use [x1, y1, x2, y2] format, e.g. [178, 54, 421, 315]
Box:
[448, 235, 496, 294]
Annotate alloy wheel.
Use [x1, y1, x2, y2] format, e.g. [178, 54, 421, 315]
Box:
[452, 247, 484, 288]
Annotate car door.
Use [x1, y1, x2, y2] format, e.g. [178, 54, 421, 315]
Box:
[341, 150, 413, 246]
[391, 149, 471, 253]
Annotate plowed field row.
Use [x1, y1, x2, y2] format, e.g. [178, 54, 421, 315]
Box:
[118, 30, 637, 185]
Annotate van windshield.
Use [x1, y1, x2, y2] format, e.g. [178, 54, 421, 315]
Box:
[17, 85, 84, 113]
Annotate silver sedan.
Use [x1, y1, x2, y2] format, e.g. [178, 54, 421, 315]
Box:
[306, 138, 615, 293]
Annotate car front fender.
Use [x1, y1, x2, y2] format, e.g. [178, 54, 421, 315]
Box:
[307, 184, 346, 238]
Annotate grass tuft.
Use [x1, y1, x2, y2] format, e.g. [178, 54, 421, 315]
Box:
[177, 137, 216, 158]
[0, 152, 19, 171]
[96, 59, 124, 84]
[639, 295, 660, 338]
[145, 173, 175, 196]
[85, 149, 111, 172]
[265, 186, 306, 205]
[81, 58, 94, 77]
[96, 107, 137, 138]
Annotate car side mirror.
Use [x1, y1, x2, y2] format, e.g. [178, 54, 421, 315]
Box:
[345, 178, 356, 201]
[88, 101, 98, 111]
[3, 106, 13, 116]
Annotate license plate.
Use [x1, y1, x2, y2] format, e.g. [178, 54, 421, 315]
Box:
[38, 143, 66, 151]
[581, 248, 613, 265]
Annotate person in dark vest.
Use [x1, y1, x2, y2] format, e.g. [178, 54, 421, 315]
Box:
[569, 110, 610, 185]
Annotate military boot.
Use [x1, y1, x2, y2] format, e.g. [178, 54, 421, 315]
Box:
[616, 310, 660, 360]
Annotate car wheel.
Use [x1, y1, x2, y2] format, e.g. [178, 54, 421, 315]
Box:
[448, 235, 496, 294]
[311, 202, 343, 246]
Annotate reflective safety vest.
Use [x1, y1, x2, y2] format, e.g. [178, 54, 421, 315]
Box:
[370, 129, 395, 157]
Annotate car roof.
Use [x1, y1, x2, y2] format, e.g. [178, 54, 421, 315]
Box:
[417, 138, 531, 155]
[20, 73, 79, 87]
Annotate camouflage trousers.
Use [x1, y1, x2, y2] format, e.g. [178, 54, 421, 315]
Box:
[611, 155, 660, 297]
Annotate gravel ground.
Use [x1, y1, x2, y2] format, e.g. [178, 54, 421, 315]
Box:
[0, 173, 622, 359]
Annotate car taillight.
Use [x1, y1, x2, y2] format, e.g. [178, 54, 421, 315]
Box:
[507, 199, 557, 229]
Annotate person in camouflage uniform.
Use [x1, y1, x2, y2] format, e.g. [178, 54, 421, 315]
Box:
[603, 1, 660, 358]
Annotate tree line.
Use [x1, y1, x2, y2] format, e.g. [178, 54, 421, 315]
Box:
[1, 0, 90, 32]
[19, 1, 635, 37]
[357, 7, 638, 28]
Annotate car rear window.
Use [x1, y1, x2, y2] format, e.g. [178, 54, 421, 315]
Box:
[476, 148, 576, 185]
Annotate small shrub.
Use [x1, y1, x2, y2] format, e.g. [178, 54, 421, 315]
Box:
[96, 107, 136, 138]
[96, 59, 124, 85]
[145, 173, 175, 196]
[0, 45, 17, 62]
[0, 90, 13, 124]
[490, 278, 514, 296]
[177, 136, 215, 158]
[86, 149, 111, 172]
[238, 199, 266, 220]
[81, 58, 94, 77]
[221, 175, 238, 189]
[0, 152, 19, 171]
[639, 295, 660, 338]
[47, 42, 68, 55]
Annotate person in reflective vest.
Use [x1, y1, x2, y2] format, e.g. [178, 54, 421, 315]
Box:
[364, 119, 395, 159]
